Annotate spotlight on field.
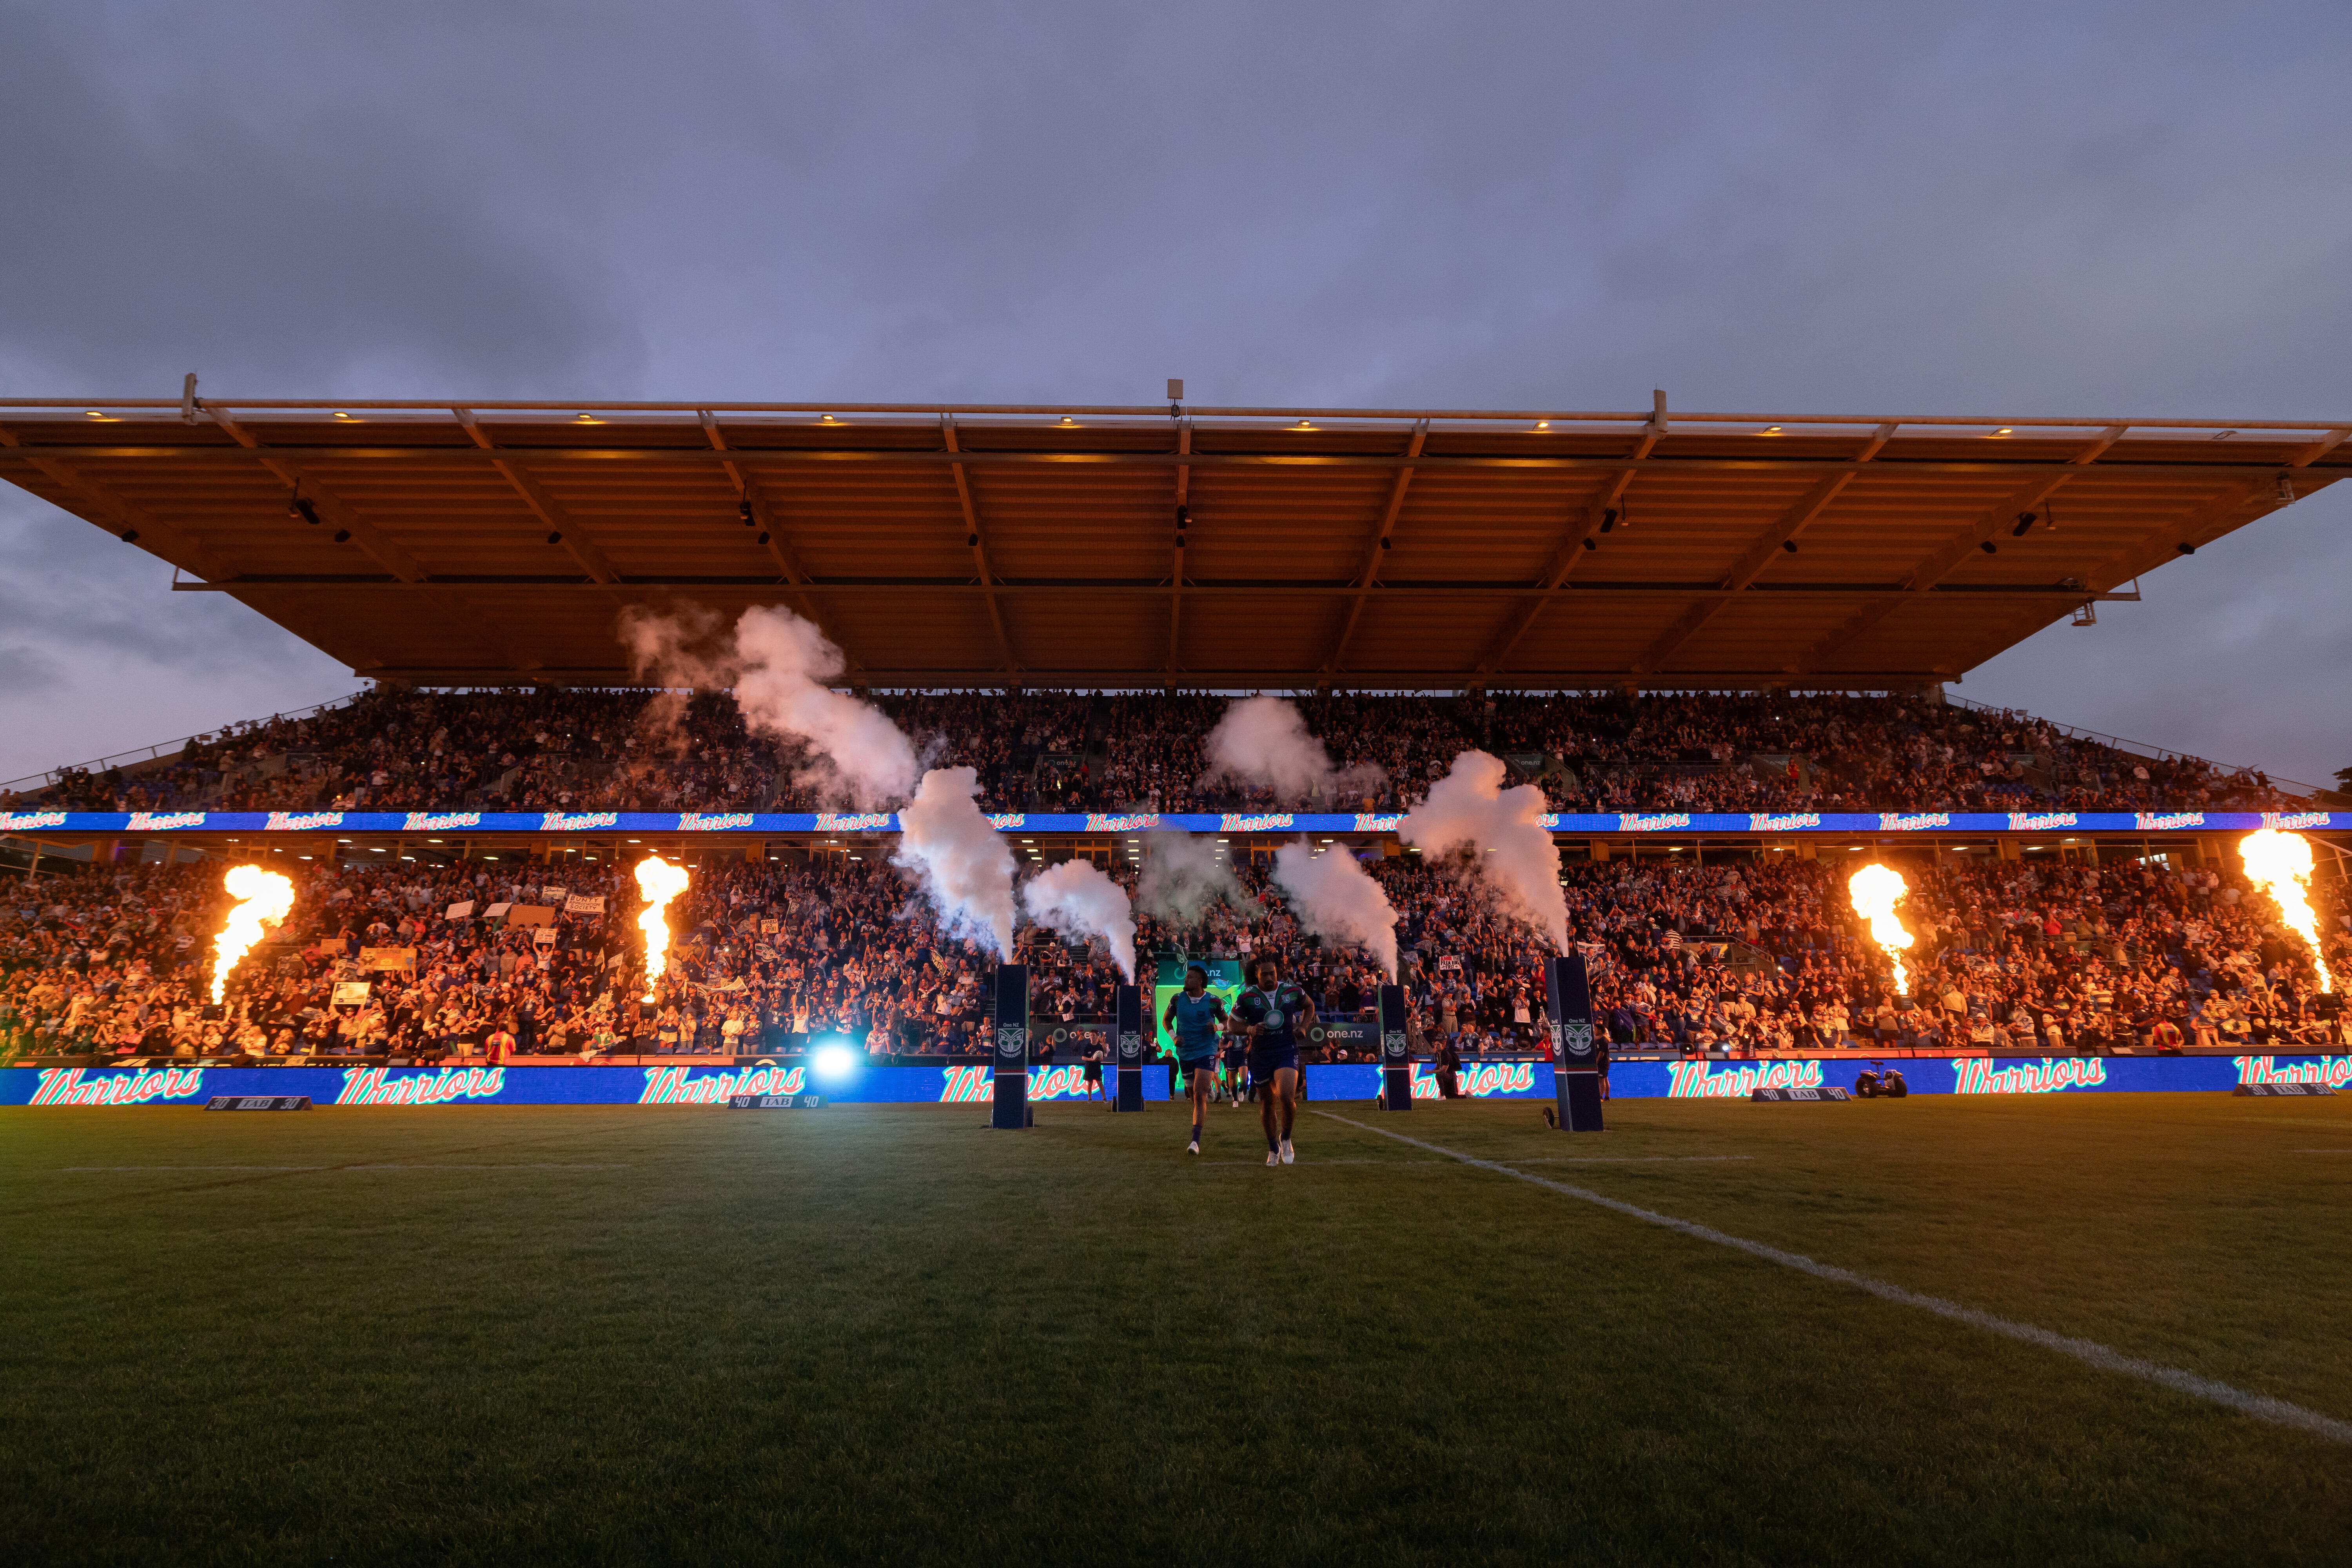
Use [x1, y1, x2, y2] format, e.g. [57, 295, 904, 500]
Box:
[811, 1040, 860, 1080]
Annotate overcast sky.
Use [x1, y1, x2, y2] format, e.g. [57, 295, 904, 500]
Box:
[2, 1, 2347, 788]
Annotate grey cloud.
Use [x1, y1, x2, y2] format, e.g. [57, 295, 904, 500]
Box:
[0, 0, 2345, 783]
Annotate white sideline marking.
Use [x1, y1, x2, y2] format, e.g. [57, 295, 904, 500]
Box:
[1515, 1155, 1756, 1165]
[1314, 1111, 2352, 1446]
[61, 1163, 629, 1172]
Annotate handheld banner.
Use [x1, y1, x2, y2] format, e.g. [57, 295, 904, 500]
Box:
[1378, 984, 1412, 1111]
[991, 963, 1030, 1130]
[1545, 953, 1604, 1132]
[1114, 984, 1147, 1112]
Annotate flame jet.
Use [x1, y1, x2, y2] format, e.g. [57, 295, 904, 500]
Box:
[1847, 863, 1915, 995]
[2239, 829, 2335, 992]
[210, 864, 295, 1004]
[635, 855, 692, 995]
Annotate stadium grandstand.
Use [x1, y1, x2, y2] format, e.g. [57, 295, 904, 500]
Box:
[2, 397, 2347, 1076]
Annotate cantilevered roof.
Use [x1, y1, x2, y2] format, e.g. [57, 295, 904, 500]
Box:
[2, 397, 2343, 690]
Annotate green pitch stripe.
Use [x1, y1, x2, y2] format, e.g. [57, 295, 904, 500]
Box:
[1315, 1110, 2352, 1447]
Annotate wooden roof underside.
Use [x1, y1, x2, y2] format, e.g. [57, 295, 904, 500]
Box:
[3, 399, 2343, 690]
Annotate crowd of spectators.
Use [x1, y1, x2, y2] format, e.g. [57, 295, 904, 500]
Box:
[8, 822, 2345, 1068]
[3, 688, 2321, 819]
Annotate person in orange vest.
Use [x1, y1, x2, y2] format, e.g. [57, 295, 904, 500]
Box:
[486, 1021, 518, 1062]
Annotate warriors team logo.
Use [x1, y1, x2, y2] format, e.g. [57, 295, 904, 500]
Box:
[1878, 813, 1951, 831]
[1559, 1020, 1594, 1060]
[1382, 1030, 1408, 1061]
[640, 1063, 806, 1103]
[1118, 1030, 1142, 1061]
[2233, 1055, 2352, 1089]
[1619, 812, 1691, 832]
[996, 1025, 1027, 1059]
[2133, 811, 2204, 831]
[1750, 812, 1822, 831]
[29, 1066, 207, 1106]
[1406, 1061, 1537, 1099]
[403, 811, 481, 831]
[2261, 811, 2330, 830]
[335, 1066, 506, 1105]
[0, 811, 68, 831]
[541, 811, 619, 831]
[1950, 1057, 2107, 1094]
[680, 813, 756, 831]
[126, 811, 206, 831]
[2007, 811, 2077, 831]
[1667, 1059, 1824, 1098]
[814, 812, 892, 832]
[265, 811, 344, 831]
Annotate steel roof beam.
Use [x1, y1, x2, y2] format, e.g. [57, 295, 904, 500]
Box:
[453, 408, 619, 585]
[943, 417, 1019, 677]
[0, 424, 234, 581]
[208, 408, 428, 582]
[1321, 420, 1426, 682]
[5, 442, 2345, 481]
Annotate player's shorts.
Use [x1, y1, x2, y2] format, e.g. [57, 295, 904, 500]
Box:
[1082, 1063, 1102, 1082]
[1249, 1044, 1299, 1079]
[1178, 1054, 1218, 1085]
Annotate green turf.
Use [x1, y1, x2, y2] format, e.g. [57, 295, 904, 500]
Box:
[4, 1093, 2348, 1565]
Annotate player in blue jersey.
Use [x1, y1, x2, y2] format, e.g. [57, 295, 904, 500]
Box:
[1161, 963, 1228, 1155]
[1230, 955, 1311, 1165]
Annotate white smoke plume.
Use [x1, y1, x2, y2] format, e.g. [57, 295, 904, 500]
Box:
[1136, 831, 1260, 926]
[1399, 750, 1570, 954]
[1271, 840, 1399, 980]
[893, 766, 1018, 961]
[734, 606, 922, 808]
[617, 601, 919, 803]
[1200, 696, 1384, 804]
[617, 601, 736, 755]
[1022, 860, 1137, 981]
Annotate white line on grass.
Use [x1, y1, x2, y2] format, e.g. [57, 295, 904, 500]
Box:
[1514, 1155, 1756, 1165]
[1313, 1110, 2352, 1446]
[60, 1163, 630, 1172]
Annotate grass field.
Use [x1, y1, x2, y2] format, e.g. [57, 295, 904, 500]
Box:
[5, 1092, 2350, 1565]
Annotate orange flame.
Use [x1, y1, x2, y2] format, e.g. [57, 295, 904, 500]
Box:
[634, 855, 691, 992]
[2238, 829, 2334, 993]
[210, 864, 295, 1004]
[1847, 863, 1915, 994]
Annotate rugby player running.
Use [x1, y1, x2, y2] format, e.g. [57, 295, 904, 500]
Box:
[1161, 963, 1227, 1155]
[1231, 955, 1310, 1165]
